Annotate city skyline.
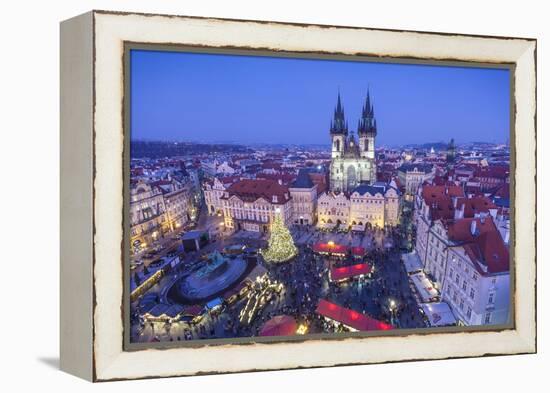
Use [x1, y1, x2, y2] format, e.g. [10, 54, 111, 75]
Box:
[130, 49, 510, 146]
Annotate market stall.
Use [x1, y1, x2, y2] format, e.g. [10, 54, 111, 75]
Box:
[401, 251, 423, 274]
[420, 302, 457, 327]
[258, 315, 297, 337]
[312, 242, 348, 256]
[329, 263, 372, 283]
[315, 299, 393, 331]
[409, 271, 440, 303]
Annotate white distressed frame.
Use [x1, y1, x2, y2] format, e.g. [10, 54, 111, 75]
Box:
[62, 10, 536, 381]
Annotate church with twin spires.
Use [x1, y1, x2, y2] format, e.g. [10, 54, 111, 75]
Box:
[329, 91, 378, 192]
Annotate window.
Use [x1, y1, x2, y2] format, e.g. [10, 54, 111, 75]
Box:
[472, 273, 478, 281]
[488, 293, 495, 304]
[455, 274, 460, 285]
[466, 307, 472, 319]
[460, 300, 464, 310]
[462, 280, 467, 291]
[484, 313, 491, 324]
[470, 288, 475, 299]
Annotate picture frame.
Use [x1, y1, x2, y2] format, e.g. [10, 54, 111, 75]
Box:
[60, 10, 536, 381]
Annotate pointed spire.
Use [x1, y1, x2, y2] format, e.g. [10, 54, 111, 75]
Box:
[358, 88, 377, 136]
[330, 91, 348, 135]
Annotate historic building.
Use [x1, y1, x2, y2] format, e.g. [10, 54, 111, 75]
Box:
[203, 176, 239, 216]
[414, 184, 510, 326]
[397, 163, 435, 200]
[317, 191, 350, 229]
[221, 179, 293, 233]
[289, 169, 318, 226]
[317, 180, 400, 230]
[349, 181, 400, 230]
[329, 92, 377, 192]
[129, 180, 170, 252]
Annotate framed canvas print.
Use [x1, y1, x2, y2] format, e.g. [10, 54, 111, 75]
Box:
[60, 10, 537, 381]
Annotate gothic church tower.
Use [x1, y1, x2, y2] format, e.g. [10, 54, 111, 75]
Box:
[329, 90, 377, 193]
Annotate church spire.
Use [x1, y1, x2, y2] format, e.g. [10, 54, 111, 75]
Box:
[330, 91, 348, 135]
[358, 88, 377, 136]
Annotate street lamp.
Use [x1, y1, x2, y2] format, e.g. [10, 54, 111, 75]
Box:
[389, 299, 397, 326]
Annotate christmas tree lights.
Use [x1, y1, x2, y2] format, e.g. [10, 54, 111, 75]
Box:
[261, 210, 297, 263]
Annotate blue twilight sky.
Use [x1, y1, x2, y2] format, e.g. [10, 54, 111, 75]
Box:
[130, 49, 510, 147]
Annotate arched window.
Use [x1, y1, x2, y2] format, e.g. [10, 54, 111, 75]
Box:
[335, 139, 340, 151]
[365, 139, 369, 151]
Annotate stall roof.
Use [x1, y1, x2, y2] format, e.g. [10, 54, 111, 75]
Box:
[410, 272, 439, 302]
[330, 263, 372, 282]
[183, 305, 203, 316]
[401, 252, 423, 274]
[259, 315, 297, 337]
[315, 299, 393, 331]
[206, 298, 223, 309]
[312, 243, 348, 255]
[420, 302, 457, 327]
[351, 247, 366, 257]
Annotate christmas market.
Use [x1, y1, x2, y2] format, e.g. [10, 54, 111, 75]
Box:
[315, 299, 394, 332]
[259, 315, 297, 337]
[329, 263, 373, 283]
[311, 242, 348, 256]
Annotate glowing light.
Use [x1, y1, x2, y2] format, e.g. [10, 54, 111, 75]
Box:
[296, 324, 308, 335]
[260, 212, 297, 263]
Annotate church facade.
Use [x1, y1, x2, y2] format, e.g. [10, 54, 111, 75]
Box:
[329, 91, 377, 193]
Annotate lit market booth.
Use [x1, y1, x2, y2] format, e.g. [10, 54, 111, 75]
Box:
[351, 246, 366, 260]
[259, 315, 298, 337]
[312, 242, 348, 257]
[222, 281, 251, 305]
[409, 271, 440, 303]
[401, 251, 423, 275]
[180, 305, 204, 324]
[329, 263, 373, 283]
[315, 299, 393, 332]
[142, 303, 185, 324]
[419, 302, 457, 327]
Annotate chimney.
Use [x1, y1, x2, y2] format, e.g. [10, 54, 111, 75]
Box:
[470, 220, 477, 236]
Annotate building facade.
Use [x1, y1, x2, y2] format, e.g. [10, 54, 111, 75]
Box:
[329, 92, 377, 192]
[349, 182, 400, 230]
[221, 179, 293, 233]
[397, 163, 435, 200]
[317, 192, 351, 229]
[414, 183, 510, 326]
[289, 169, 318, 226]
[129, 181, 170, 252]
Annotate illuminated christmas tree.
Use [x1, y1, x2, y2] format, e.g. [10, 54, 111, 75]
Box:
[261, 210, 297, 263]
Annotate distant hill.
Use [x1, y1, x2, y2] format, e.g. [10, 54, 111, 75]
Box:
[130, 140, 252, 159]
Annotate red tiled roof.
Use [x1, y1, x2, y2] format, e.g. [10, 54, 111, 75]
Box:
[447, 217, 509, 274]
[316, 299, 393, 331]
[256, 173, 296, 185]
[421, 185, 465, 221]
[224, 179, 290, 204]
[330, 263, 372, 281]
[456, 195, 497, 218]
